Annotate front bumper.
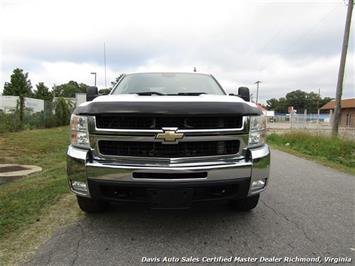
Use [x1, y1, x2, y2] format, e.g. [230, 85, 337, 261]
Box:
[67, 144, 270, 202]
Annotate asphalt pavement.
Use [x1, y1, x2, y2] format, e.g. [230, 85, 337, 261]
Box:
[25, 149, 354, 265]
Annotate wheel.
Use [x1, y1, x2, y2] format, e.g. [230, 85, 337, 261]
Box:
[229, 194, 260, 211]
[76, 196, 108, 213]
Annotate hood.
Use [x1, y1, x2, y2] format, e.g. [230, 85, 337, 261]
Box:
[74, 94, 262, 116]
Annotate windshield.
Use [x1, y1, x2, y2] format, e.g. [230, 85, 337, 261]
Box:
[112, 73, 225, 95]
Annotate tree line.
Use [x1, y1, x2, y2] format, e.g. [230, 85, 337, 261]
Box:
[0, 68, 114, 132]
[2, 68, 111, 101]
[1, 68, 118, 129]
[266, 90, 332, 114]
[2, 68, 118, 100]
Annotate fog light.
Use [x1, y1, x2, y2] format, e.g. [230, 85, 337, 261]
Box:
[251, 179, 266, 191]
[71, 181, 88, 193]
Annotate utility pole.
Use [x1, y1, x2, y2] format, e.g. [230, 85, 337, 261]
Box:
[90, 72, 97, 86]
[255, 81, 261, 104]
[317, 88, 321, 125]
[332, 0, 353, 137]
[104, 42, 107, 88]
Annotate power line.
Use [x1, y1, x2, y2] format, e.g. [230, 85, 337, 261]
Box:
[253, 4, 341, 72]
[281, 5, 341, 56]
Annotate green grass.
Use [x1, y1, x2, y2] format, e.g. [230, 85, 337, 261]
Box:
[0, 127, 70, 238]
[267, 132, 355, 174]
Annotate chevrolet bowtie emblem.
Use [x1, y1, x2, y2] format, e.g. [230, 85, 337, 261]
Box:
[155, 128, 184, 143]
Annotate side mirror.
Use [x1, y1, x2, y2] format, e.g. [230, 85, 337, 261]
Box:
[238, 87, 250, 102]
[86, 86, 98, 101]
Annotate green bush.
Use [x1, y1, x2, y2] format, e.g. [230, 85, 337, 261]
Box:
[0, 112, 22, 133]
[44, 101, 56, 128]
[54, 97, 73, 126]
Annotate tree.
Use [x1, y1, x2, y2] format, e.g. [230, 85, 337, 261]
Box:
[34, 82, 53, 101]
[78, 83, 90, 94]
[305, 92, 319, 114]
[52, 81, 89, 98]
[285, 90, 307, 113]
[266, 98, 279, 111]
[266, 97, 288, 113]
[2, 68, 33, 122]
[2, 68, 32, 97]
[266, 90, 333, 114]
[275, 97, 288, 113]
[99, 88, 112, 95]
[54, 97, 73, 126]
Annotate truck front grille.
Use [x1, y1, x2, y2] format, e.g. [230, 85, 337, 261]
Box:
[98, 140, 240, 158]
[95, 115, 243, 129]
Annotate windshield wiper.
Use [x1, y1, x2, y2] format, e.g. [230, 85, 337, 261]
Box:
[175, 92, 207, 96]
[134, 91, 165, 96]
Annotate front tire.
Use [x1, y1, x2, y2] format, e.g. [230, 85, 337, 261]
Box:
[230, 194, 260, 211]
[76, 196, 108, 213]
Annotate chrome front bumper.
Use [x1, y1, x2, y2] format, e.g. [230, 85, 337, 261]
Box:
[67, 144, 270, 198]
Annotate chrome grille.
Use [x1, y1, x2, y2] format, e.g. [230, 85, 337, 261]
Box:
[89, 115, 248, 160]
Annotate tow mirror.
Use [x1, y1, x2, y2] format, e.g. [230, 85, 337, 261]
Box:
[237, 87, 250, 102]
[86, 86, 98, 101]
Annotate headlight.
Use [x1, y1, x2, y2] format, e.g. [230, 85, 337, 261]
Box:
[70, 114, 90, 148]
[248, 115, 266, 146]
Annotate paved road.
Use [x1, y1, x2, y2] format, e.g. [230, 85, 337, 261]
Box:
[26, 150, 354, 265]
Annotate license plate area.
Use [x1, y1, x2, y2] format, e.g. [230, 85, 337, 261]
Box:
[147, 188, 193, 209]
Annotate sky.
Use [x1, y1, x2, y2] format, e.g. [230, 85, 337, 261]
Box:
[0, 0, 354, 104]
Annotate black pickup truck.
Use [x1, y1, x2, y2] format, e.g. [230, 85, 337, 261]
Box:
[67, 72, 270, 212]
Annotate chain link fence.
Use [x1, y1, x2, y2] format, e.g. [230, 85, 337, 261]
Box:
[0, 96, 77, 133]
[267, 114, 355, 140]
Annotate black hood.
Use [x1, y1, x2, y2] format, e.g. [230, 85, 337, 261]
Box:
[74, 100, 262, 116]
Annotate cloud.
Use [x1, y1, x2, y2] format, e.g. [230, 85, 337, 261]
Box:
[1, 0, 354, 104]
